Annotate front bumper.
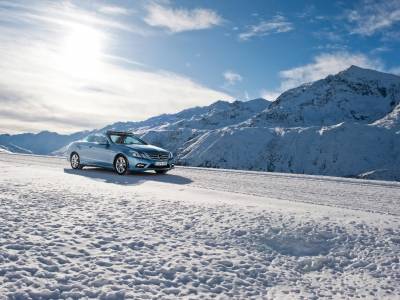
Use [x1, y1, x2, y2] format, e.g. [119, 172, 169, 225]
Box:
[127, 157, 174, 171]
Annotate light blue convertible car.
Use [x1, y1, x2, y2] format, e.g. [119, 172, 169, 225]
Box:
[67, 131, 174, 175]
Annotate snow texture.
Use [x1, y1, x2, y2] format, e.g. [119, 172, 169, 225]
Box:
[0, 152, 399, 299]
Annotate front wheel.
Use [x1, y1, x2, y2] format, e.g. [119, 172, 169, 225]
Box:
[70, 152, 83, 170]
[114, 155, 129, 175]
[155, 170, 168, 174]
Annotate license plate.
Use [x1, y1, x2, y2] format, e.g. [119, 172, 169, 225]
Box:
[155, 161, 168, 166]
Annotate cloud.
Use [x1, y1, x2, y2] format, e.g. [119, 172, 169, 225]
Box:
[0, 1, 231, 133]
[98, 5, 130, 16]
[296, 5, 316, 19]
[0, 0, 145, 34]
[346, 0, 400, 36]
[262, 52, 383, 100]
[381, 30, 400, 41]
[278, 52, 383, 90]
[144, 3, 223, 33]
[223, 70, 243, 85]
[313, 30, 344, 43]
[370, 46, 391, 54]
[239, 15, 293, 41]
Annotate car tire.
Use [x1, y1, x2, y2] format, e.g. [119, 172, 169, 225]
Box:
[155, 170, 168, 174]
[70, 152, 83, 170]
[114, 155, 129, 175]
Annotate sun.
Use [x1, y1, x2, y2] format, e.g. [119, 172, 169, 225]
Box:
[59, 24, 104, 78]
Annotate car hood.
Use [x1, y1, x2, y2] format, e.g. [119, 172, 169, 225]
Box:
[124, 144, 168, 153]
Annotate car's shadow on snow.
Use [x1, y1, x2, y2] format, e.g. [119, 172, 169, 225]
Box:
[64, 167, 192, 185]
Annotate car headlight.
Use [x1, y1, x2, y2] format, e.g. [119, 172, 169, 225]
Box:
[169, 152, 173, 159]
[129, 150, 141, 158]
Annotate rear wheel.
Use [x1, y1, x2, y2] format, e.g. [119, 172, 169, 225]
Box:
[70, 152, 83, 170]
[114, 155, 129, 175]
[155, 170, 168, 174]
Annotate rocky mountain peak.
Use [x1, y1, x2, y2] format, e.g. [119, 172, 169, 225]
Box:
[249, 66, 400, 127]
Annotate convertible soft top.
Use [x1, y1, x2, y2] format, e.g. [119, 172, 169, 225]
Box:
[106, 130, 134, 135]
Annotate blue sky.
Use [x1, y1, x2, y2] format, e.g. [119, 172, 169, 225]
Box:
[0, 0, 399, 133]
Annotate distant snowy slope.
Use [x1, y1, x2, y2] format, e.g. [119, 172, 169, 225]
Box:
[0, 143, 32, 154]
[0, 145, 13, 153]
[99, 100, 233, 132]
[179, 123, 400, 180]
[179, 66, 400, 181]
[164, 98, 270, 130]
[102, 98, 270, 132]
[0, 131, 90, 155]
[137, 99, 270, 154]
[373, 102, 400, 130]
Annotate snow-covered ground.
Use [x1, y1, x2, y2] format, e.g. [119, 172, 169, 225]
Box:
[0, 153, 399, 299]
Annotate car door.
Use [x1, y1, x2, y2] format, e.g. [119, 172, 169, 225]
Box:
[91, 134, 114, 167]
[76, 135, 95, 164]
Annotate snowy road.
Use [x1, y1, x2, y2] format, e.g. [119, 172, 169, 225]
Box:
[0, 153, 399, 299]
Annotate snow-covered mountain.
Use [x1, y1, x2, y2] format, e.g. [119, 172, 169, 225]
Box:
[177, 66, 400, 181]
[101, 98, 270, 132]
[0, 143, 32, 154]
[0, 131, 90, 155]
[248, 66, 400, 127]
[1, 66, 399, 181]
[135, 98, 271, 154]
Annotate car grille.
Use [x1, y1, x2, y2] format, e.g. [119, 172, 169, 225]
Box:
[147, 152, 169, 161]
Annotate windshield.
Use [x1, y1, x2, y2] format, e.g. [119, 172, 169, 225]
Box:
[109, 134, 146, 145]
[85, 134, 107, 144]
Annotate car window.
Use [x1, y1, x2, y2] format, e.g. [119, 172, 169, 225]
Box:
[123, 135, 145, 145]
[93, 134, 108, 144]
[109, 134, 122, 143]
[86, 135, 96, 142]
[108, 134, 145, 145]
[86, 134, 107, 143]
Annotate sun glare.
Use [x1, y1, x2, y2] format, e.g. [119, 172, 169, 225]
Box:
[59, 24, 104, 78]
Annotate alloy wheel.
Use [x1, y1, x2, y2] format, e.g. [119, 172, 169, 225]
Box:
[71, 153, 80, 169]
[115, 156, 127, 174]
